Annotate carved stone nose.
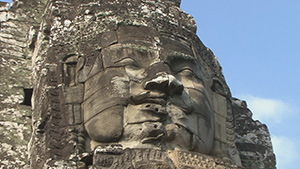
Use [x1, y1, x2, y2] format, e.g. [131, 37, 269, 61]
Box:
[144, 74, 183, 95]
[167, 75, 184, 95]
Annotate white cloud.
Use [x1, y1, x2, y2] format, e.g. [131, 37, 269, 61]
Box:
[272, 135, 300, 169]
[237, 95, 292, 123]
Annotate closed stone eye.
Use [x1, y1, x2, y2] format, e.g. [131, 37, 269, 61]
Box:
[114, 57, 139, 68]
[177, 68, 194, 77]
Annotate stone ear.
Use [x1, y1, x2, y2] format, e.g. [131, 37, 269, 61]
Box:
[76, 56, 87, 83]
[63, 55, 79, 87]
[211, 79, 225, 96]
[76, 56, 85, 73]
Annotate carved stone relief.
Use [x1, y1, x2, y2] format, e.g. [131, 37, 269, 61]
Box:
[76, 26, 215, 155]
[21, 0, 275, 168]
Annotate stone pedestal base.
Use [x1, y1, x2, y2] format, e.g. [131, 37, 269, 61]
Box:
[92, 145, 243, 169]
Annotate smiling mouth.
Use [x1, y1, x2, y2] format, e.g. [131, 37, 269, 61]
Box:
[141, 129, 165, 144]
[142, 133, 164, 144]
[131, 91, 167, 106]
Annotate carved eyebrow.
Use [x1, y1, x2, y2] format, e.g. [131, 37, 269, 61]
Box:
[166, 53, 196, 65]
[169, 57, 196, 72]
[167, 52, 195, 61]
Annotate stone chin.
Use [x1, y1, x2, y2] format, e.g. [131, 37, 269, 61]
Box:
[165, 122, 213, 154]
[119, 101, 213, 155]
[122, 102, 167, 144]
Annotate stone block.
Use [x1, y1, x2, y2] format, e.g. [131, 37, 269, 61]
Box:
[101, 31, 118, 47]
[0, 11, 7, 22]
[0, 2, 8, 12]
[64, 84, 84, 104]
[68, 104, 82, 125]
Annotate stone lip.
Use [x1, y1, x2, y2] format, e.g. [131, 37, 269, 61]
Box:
[131, 91, 168, 106]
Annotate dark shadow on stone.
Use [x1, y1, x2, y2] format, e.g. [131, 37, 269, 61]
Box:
[21, 88, 33, 106]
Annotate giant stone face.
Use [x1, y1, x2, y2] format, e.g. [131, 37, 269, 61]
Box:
[78, 26, 214, 154]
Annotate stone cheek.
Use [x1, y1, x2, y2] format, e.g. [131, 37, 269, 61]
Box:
[83, 68, 130, 121]
[82, 68, 130, 143]
[85, 105, 124, 143]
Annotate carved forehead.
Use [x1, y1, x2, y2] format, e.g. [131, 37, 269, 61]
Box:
[81, 24, 199, 72]
[116, 26, 194, 56]
[116, 25, 159, 45]
[160, 36, 194, 57]
[101, 43, 197, 69]
[79, 24, 195, 55]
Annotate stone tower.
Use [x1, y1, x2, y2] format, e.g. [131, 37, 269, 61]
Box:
[0, 0, 276, 168]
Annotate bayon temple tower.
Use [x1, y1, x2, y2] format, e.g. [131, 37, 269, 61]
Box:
[0, 0, 276, 168]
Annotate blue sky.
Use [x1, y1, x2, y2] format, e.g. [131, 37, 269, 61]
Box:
[181, 1, 300, 169]
[2, 0, 299, 168]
